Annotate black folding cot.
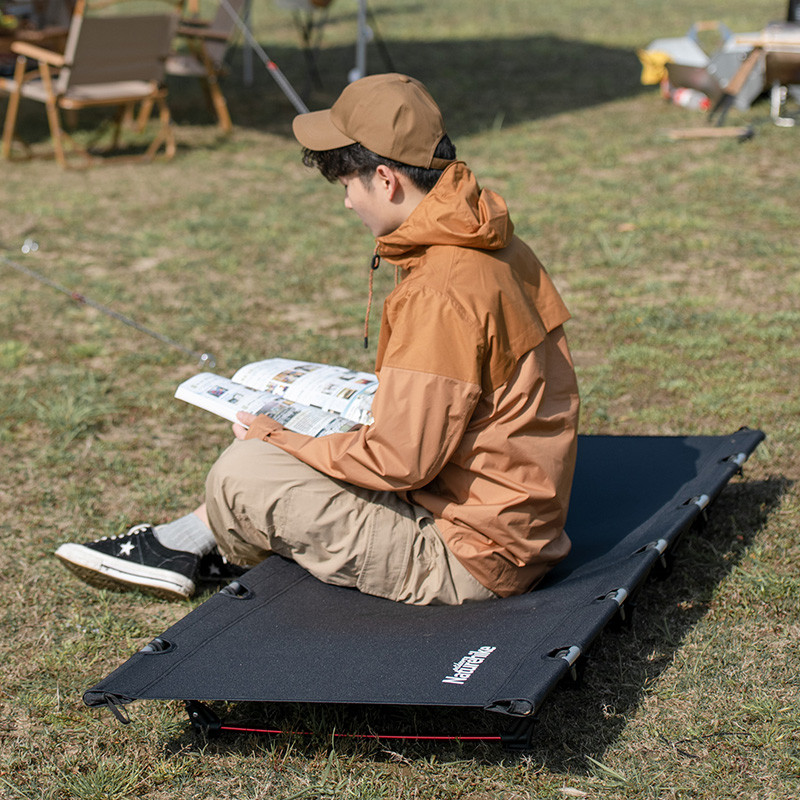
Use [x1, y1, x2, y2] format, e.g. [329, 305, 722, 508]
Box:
[84, 428, 765, 749]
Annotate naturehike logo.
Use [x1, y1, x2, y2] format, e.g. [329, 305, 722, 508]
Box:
[442, 646, 496, 685]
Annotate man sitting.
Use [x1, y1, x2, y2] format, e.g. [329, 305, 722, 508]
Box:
[56, 73, 580, 605]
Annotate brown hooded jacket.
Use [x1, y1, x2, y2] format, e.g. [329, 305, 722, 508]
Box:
[246, 162, 580, 596]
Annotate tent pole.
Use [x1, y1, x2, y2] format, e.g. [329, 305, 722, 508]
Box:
[218, 0, 309, 114]
[242, 0, 253, 87]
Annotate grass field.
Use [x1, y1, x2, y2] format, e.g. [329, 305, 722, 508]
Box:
[1, 0, 799, 797]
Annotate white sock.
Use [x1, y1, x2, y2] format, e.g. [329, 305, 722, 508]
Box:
[154, 513, 217, 556]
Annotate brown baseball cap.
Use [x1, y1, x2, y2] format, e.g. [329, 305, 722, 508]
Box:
[292, 73, 454, 169]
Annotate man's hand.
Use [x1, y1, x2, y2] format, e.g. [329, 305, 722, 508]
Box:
[233, 411, 283, 440]
[232, 411, 256, 440]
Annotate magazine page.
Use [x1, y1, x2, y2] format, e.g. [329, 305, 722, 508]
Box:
[174, 374, 278, 424]
[174, 374, 360, 436]
[231, 358, 378, 425]
[255, 398, 359, 436]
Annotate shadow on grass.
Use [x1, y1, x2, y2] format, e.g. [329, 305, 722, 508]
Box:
[217, 34, 645, 136]
[1, 34, 645, 150]
[158, 475, 788, 769]
[526, 474, 791, 771]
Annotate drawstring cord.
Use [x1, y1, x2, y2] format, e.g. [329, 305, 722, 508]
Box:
[364, 249, 381, 349]
[363, 248, 399, 349]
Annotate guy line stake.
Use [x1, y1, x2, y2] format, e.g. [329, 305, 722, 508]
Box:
[2, 250, 215, 368]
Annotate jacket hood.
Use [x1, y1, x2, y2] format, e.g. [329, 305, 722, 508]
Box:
[376, 162, 514, 269]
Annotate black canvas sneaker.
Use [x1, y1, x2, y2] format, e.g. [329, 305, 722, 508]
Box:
[55, 524, 199, 601]
[196, 548, 248, 586]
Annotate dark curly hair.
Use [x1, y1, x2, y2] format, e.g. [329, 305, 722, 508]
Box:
[301, 135, 456, 193]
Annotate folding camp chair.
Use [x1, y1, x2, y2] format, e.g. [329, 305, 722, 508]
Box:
[0, 0, 177, 166]
[139, 0, 246, 133]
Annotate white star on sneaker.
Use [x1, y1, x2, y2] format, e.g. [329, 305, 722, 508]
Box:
[118, 541, 135, 557]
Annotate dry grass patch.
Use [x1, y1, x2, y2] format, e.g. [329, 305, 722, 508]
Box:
[1, 0, 799, 797]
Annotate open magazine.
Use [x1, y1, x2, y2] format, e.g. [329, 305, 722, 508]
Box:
[175, 358, 378, 438]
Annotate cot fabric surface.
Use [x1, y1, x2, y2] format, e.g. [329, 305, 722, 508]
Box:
[83, 430, 764, 741]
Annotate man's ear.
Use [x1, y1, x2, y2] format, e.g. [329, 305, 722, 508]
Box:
[374, 164, 401, 201]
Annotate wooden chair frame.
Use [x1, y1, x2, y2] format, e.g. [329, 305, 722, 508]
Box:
[1, 0, 177, 167]
[138, 0, 247, 133]
[173, 17, 234, 132]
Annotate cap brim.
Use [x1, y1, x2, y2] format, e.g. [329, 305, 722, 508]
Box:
[292, 109, 355, 151]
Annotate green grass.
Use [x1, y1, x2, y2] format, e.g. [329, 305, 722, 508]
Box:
[1, 0, 799, 797]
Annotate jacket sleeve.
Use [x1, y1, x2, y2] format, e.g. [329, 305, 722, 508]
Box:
[245, 286, 484, 491]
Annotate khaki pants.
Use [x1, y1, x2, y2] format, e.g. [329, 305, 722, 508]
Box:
[204, 439, 496, 605]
